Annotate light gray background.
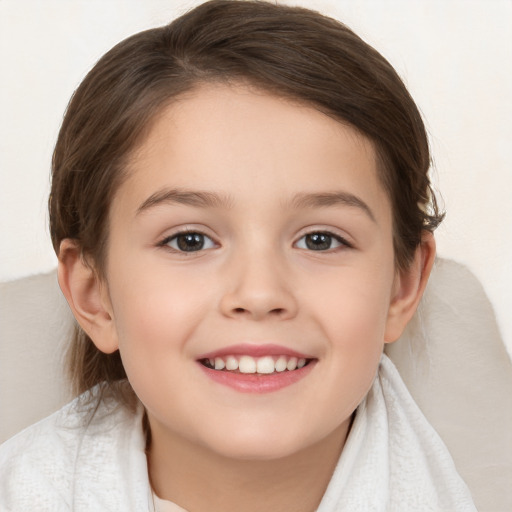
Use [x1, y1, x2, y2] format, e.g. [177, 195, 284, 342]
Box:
[1, 0, 511, 353]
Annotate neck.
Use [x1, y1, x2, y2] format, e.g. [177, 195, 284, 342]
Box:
[147, 416, 351, 512]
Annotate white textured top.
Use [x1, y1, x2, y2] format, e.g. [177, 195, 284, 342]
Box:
[0, 355, 476, 511]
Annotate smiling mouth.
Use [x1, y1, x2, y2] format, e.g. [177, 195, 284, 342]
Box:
[199, 355, 313, 374]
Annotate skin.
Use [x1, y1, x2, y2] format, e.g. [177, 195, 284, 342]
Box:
[59, 84, 435, 512]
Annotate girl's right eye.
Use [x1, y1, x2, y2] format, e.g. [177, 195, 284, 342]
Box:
[161, 232, 216, 252]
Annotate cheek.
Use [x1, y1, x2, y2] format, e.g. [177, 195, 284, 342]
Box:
[301, 263, 393, 397]
[107, 262, 215, 378]
[304, 262, 393, 342]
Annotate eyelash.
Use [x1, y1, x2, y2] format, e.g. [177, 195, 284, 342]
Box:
[159, 230, 217, 253]
[158, 229, 352, 254]
[295, 231, 352, 252]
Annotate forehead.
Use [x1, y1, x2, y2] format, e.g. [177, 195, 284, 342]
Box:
[115, 83, 391, 224]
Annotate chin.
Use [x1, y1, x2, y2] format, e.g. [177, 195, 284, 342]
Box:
[209, 437, 308, 462]
[199, 421, 329, 463]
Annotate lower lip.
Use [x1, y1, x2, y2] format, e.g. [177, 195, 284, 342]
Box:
[197, 360, 316, 393]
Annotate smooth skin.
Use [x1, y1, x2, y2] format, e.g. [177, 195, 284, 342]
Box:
[59, 83, 435, 512]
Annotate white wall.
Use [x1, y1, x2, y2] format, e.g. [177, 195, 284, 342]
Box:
[1, 0, 511, 353]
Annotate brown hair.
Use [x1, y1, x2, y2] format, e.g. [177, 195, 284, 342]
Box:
[49, 0, 443, 401]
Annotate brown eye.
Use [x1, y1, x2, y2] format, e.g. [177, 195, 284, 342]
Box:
[165, 232, 215, 252]
[296, 232, 348, 251]
[305, 233, 332, 250]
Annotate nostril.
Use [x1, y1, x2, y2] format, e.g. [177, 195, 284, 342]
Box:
[231, 307, 285, 316]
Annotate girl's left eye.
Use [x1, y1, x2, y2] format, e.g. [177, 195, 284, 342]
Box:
[295, 232, 349, 251]
[163, 232, 216, 252]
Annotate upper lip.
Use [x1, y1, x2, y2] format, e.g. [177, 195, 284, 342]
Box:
[196, 343, 315, 360]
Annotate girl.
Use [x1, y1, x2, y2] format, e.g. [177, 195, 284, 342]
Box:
[0, 1, 476, 510]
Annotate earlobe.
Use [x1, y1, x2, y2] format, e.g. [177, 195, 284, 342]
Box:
[57, 239, 119, 354]
[384, 232, 436, 343]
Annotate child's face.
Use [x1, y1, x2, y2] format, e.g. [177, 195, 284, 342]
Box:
[100, 83, 406, 460]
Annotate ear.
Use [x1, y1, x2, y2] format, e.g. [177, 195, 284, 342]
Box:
[57, 239, 119, 354]
[384, 232, 436, 343]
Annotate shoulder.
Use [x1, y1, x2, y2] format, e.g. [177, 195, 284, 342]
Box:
[0, 385, 148, 511]
[0, 397, 83, 509]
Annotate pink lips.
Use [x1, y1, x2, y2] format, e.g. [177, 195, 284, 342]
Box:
[196, 344, 317, 394]
[197, 343, 313, 360]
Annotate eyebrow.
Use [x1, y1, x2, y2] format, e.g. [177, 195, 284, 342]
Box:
[136, 187, 376, 223]
[289, 191, 376, 223]
[136, 188, 233, 214]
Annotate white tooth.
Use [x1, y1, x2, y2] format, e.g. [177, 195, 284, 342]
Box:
[275, 356, 287, 372]
[225, 356, 239, 371]
[297, 358, 306, 369]
[286, 357, 298, 371]
[239, 356, 257, 374]
[256, 356, 275, 374]
[209, 358, 215, 367]
[214, 357, 225, 370]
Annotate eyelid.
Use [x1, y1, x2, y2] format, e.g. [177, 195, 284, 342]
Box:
[156, 225, 353, 253]
[294, 228, 354, 251]
[158, 227, 219, 252]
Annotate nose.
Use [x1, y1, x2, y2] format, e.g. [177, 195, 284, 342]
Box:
[219, 248, 298, 321]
